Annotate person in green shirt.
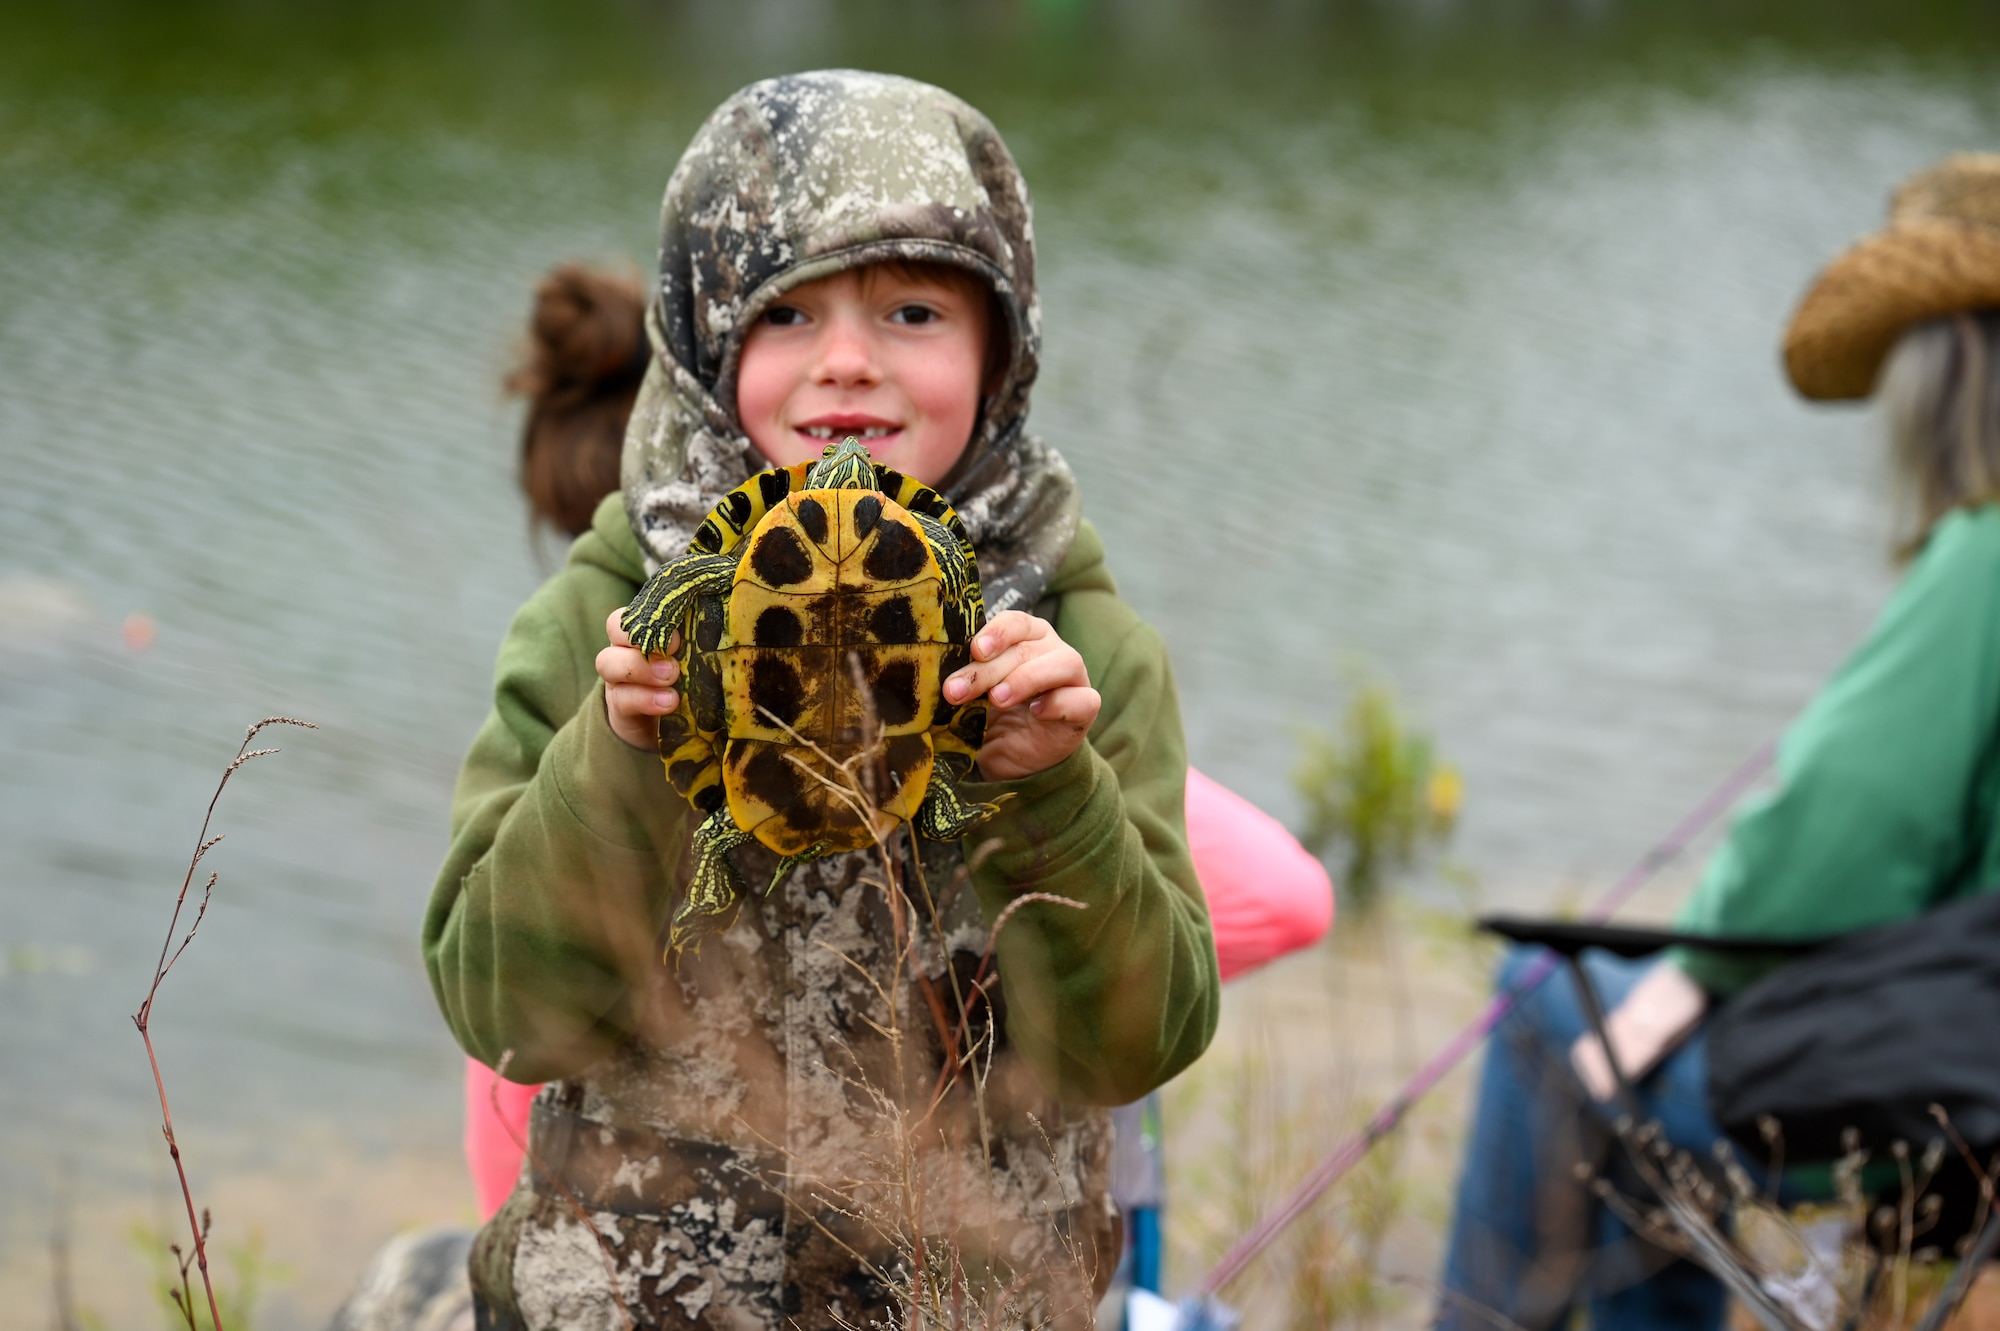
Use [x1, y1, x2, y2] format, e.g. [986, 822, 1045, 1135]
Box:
[1437, 153, 2000, 1330]
[423, 71, 1220, 1329]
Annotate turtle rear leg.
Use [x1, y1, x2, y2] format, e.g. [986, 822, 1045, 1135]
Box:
[666, 807, 757, 959]
[623, 552, 737, 658]
[914, 756, 1006, 843]
[766, 841, 834, 896]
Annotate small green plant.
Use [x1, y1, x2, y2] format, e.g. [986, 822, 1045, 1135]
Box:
[1292, 665, 1460, 914]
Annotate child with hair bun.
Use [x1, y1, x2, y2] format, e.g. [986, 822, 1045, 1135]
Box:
[507, 262, 650, 541]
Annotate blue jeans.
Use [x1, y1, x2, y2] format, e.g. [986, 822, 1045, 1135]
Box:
[1436, 947, 1728, 1331]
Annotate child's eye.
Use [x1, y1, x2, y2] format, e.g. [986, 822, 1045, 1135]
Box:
[761, 305, 808, 327]
[889, 304, 940, 325]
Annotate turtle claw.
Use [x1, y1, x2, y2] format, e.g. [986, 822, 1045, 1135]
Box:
[665, 807, 756, 961]
[913, 772, 1006, 843]
[766, 842, 833, 896]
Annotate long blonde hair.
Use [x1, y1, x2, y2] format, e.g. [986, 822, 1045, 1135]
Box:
[1881, 310, 2000, 559]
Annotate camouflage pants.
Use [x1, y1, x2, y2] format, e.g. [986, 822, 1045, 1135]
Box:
[468, 1089, 1116, 1330]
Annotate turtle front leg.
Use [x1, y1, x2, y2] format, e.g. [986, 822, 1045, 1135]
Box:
[623, 552, 737, 657]
[666, 807, 757, 958]
[914, 512, 984, 633]
[913, 756, 1006, 843]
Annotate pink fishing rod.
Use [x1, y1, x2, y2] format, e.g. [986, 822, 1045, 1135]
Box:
[1193, 740, 1779, 1300]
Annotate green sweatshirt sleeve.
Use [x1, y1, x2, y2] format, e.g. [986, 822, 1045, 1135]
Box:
[1672, 507, 2000, 996]
[423, 508, 691, 1084]
[957, 539, 1220, 1106]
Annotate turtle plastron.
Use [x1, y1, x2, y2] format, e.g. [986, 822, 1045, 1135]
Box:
[624, 440, 1002, 956]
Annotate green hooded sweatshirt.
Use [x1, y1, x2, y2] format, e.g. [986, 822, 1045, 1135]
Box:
[1673, 505, 2000, 995]
[423, 71, 1217, 1331]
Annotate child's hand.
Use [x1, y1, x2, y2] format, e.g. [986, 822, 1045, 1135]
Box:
[943, 611, 1100, 781]
[597, 609, 681, 752]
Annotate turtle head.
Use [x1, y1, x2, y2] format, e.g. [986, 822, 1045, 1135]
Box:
[804, 437, 878, 491]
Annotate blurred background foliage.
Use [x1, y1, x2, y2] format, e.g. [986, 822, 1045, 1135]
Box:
[1295, 667, 1459, 915]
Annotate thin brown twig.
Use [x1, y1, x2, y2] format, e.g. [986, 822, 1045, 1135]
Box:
[928, 892, 1086, 1112]
[1929, 1103, 2000, 1252]
[154, 874, 217, 990]
[49, 1162, 80, 1331]
[130, 715, 315, 1331]
[165, 1209, 215, 1330]
[1896, 1142, 1918, 1327]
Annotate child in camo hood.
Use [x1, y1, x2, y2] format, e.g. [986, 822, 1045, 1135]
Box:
[425, 70, 1219, 1330]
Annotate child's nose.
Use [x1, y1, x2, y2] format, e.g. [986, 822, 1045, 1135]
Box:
[813, 319, 882, 386]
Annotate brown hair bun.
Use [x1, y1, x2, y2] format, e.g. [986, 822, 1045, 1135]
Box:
[508, 263, 649, 537]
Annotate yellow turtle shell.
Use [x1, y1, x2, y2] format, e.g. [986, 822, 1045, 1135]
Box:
[654, 460, 987, 858]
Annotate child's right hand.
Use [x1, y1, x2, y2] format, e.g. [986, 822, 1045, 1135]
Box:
[597, 609, 680, 752]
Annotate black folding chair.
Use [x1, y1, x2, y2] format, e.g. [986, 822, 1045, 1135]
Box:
[1475, 915, 2000, 1331]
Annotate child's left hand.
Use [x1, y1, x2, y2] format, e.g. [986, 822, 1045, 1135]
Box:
[942, 610, 1100, 781]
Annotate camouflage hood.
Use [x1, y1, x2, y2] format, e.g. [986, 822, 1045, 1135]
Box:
[620, 69, 1079, 616]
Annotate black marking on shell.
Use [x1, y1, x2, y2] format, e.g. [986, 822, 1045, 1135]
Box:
[864, 519, 927, 582]
[754, 605, 806, 647]
[723, 488, 755, 533]
[668, 758, 705, 792]
[952, 704, 987, 750]
[871, 658, 921, 727]
[795, 496, 829, 546]
[758, 469, 793, 509]
[866, 596, 919, 644]
[751, 526, 814, 587]
[885, 733, 930, 786]
[693, 596, 725, 653]
[886, 469, 956, 522]
[740, 743, 803, 810]
[749, 656, 807, 727]
[852, 494, 883, 541]
[689, 656, 725, 730]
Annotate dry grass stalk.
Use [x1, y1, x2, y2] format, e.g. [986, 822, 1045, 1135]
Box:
[1165, 1030, 1416, 1330]
[1586, 1107, 2000, 1331]
[740, 651, 1093, 1328]
[131, 716, 315, 1331]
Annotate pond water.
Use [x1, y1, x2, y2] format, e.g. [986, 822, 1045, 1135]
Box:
[4, 0, 1999, 1321]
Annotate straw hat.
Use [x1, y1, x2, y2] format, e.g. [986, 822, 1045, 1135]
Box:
[1784, 154, 2000, 401]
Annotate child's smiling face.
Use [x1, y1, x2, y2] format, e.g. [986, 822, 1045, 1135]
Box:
[735, 264, 991, 488]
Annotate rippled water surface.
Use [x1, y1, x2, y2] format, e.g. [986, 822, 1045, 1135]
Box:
[4, 1, 1999, 1320]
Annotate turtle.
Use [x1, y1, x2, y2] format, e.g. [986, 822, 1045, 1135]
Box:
[622, 436, 1001, 954]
